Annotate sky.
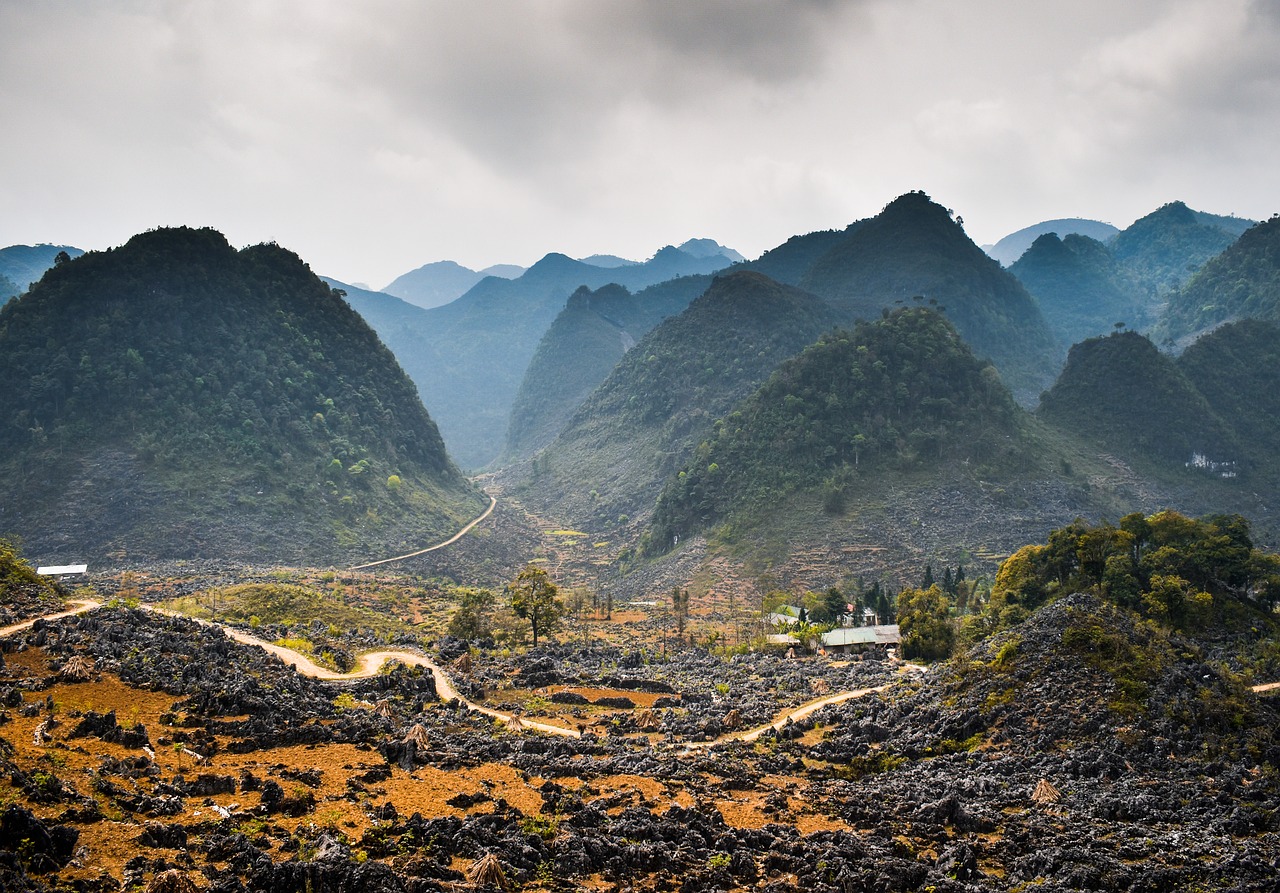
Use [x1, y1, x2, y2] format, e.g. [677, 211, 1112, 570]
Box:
[2, 0, 1278, 288]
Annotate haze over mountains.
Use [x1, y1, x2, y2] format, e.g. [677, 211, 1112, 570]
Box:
[380, 239, 741, 311]
[2, 191, 1278, 591]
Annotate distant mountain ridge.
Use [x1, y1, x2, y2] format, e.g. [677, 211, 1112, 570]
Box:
[1009, 233, 1148, 346]
[503, 275, 712, 459]
[0, 227, 484, 564]
[984, 218, 1119, 267]
[1110, 201, 1250, 297]
[516, 270, 839, 530]
[382, 260, 519, 310]
[349, 244, 741, 468]
[0, 244, 85, 292]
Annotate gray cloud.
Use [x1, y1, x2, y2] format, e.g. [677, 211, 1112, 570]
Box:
[0, 0, 1276, 285]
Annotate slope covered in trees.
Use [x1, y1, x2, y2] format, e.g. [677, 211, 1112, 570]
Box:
[1154, 216, 1280, 345]
[1037, 331, 1236, 467]
[504, 276, 710, 459]
[1008, 233, 1148, 346]
[1176, 319, 1280, 477]
[646, 308, 1021, 551]
[798, 191, 1061, 404]
[1109, 201, 1247, 298]
[0, 227, 485, 563]
[519, 271, 838, 528]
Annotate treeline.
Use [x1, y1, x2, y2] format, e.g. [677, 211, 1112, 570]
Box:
[892, 510, 1280, 662]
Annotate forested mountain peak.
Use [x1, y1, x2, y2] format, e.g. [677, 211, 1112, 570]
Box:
[1155, 215, 1280, 345]
[983, 218, 1119, 267]
[1109, 201, 1246, 296]
[1037, 330, 1235, 467]
[798, 191, 1060, 404]
[646, 306, 1021, 553]
[0, 226, 484, 563]
[1009, 231, 1149, 345]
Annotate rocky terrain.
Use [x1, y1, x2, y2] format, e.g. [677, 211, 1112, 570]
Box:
[0, 593, 1277, 892]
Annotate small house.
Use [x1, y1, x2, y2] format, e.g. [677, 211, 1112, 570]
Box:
[820, 623, 901, 654]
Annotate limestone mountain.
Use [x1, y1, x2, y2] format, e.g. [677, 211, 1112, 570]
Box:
[676, 238, 745, 263]
[518, 271, 839, 528]
[1109, 201, 1251, 298]
[1177, 319, 1280, 479]
[0, 227, 485, 564]
[503, 276, 711, 459]
[983, 217, 1119, 267]
[1154, 215, 1280, 346]
[798, 191, 1061, 404]
[501, 228, 861, 463]
[646, 308, 1023, 552]
[1008, 233, 1148, 346]
[1037, 330, 1236, 468]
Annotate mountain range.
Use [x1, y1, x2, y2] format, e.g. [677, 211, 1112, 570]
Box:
[3, 191, 1275, 594]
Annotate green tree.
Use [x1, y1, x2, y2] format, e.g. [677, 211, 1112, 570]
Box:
[671, 587, 690, 633]
[509, 565, 562, 648]
[896, 584, 955, 661]
[447, 587, 496, 640]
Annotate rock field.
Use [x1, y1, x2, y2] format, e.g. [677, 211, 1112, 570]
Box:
[0, 596, 1277, 891]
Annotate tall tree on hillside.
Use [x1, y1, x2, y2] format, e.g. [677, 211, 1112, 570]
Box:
[509, 565, 562, 648]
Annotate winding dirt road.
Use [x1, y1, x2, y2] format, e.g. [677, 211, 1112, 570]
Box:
[9, 599, 1279, 747]
[348, 495, 497, 571]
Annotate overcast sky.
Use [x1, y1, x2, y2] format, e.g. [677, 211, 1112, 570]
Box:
[2, 0, 1278, 287]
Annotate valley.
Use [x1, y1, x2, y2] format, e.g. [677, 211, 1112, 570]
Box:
[3, 194, 1280, 892]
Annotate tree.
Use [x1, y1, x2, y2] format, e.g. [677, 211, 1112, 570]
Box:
[447, 587, 495, 640]
[896, 584, 955, 661]
[509, 565, 562, 647]
[671, 587, 690, 633]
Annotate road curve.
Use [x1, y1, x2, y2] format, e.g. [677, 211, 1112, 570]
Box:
[0, 599, 101, 638]
[13, 600, 1279, 746]
[349, 495, 497, 571]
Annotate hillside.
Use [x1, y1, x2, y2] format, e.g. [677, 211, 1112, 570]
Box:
[512, 271, 838, 529]
[799, 191, 1061, 404]
[347, 248, 738, 469]
[1037, 330, 1236, 468]
[1008, 232, 1149, 346]
[504, 276, 710, 459]
[1177, 319, 1280, 477]
[1109, 201, 1247, 297]
[1154, 215, 1280, 345]
[983, 217, 1119, 267]
[646, 308, 1022, 552]
[737, 224, 859, 286]
[0, 227, 485, 565]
